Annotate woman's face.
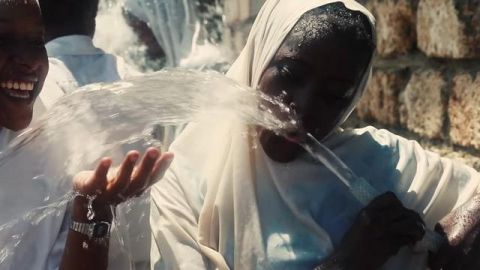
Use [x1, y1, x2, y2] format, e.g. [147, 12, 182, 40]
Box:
[257, 16, 372, 162]
[0, 1, 48, 131]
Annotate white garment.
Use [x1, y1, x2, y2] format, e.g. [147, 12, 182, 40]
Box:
[46, 35, 139, 87]
[34, 35, 140, 117]
[150, 1, 480, 269]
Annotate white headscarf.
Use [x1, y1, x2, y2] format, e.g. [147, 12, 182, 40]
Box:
[123, 0, 198, 67]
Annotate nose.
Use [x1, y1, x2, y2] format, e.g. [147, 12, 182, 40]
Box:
[11, 46, 43, 73]
[292, 85, 316, 115]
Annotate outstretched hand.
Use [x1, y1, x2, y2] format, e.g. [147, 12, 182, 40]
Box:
[73, 147, 174, 208]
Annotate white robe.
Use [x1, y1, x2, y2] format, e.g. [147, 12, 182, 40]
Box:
[46, 35, 139, 87]
[150, 0, 480, 269]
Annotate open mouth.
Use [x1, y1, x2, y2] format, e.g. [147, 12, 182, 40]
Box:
[0, 80, 37, 100]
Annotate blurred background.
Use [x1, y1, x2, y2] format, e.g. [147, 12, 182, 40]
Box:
[94, 0, 480, 169]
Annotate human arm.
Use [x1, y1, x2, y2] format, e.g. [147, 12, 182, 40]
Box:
[429, 192, 480, 270]
[314, 192, 425, 270]
[59, 148, 173, 270]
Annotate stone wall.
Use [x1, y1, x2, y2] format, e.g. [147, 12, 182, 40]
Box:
[355, 0, 480, 168]
[224, 0, 480, 168]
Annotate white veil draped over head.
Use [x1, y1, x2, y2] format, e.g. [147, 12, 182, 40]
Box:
[151, 0, 480, 269]
[123, 0, 198, 67]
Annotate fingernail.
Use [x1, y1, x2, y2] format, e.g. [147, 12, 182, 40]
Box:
[130, 152, 139, 162]
[148, 149, 159, 159]
[102, 158, 112, 167]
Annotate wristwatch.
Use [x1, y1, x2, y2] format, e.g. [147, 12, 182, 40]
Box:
[70, 221, 111, 239]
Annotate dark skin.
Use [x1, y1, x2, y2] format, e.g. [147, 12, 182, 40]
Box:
[257, 31, 370, 163]
[60, 148, 174, 270]
[38, 0, 98, 43]
[0, 0, 48, 131]
[257, 13, 428, 269]
[429, 193, 480, 270]
[122, 9, 165, 61]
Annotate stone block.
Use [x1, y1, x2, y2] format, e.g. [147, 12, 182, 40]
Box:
[417, 0, 480, 58]
[399, 69, 446, 139]
[367, 0, 417, 57]
[357, 69, 407, 126]
[449, 72, 480, 149]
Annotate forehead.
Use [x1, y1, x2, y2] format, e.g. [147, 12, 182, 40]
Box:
[0, 0, 42, 26]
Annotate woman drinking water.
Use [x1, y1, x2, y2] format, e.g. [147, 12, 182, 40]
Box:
[150, 0, 480, 269]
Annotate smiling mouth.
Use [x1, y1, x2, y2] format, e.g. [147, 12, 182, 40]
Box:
[0, 80, 37, 100]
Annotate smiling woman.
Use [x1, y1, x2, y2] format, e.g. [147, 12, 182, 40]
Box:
[0, 0, 48, 132]
[0, 2, 175, 270]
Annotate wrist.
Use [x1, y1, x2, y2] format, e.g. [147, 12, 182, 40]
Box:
[72, 195, 113, 223]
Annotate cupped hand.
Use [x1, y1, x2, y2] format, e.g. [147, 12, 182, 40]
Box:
[334, 192, 425, 270]
[73, 147, 174, 207]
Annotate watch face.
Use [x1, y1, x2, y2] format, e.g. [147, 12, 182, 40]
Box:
[92, 223, 110, 238]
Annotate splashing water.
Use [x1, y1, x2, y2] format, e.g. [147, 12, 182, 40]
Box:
[0, 69, 442, 268]
[0, 69, 298, 268]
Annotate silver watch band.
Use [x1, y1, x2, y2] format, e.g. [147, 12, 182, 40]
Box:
[70, 221, 111, 239]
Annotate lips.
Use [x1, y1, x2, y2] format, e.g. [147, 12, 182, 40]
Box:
[0, 79, 37, 100]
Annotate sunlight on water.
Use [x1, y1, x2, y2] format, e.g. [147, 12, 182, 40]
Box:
[0, 69, 298, 268]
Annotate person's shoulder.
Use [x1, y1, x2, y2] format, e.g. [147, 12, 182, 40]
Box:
[331, 126, 403, 148]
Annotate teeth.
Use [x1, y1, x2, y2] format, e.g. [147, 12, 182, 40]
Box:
[5, 89, 29, 99]
[0, 80, 36, 91]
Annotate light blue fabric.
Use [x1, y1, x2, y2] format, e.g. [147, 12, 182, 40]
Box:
[46, 35, 133, 87]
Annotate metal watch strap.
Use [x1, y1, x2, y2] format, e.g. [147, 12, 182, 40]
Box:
[70, 221, 111, 239]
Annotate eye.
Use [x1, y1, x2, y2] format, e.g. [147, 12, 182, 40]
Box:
[278, 64, 298, 81]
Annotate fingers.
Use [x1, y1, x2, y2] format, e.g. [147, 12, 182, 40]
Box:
[123, 148, 161, 198]
[86, 158, 112, 194]
[108, 151, 139, 192]
[385, 212, 426, 243]
[88, 149, 173, 206]
[364, 192, 427, 248]
[149, 152, 174, 186]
